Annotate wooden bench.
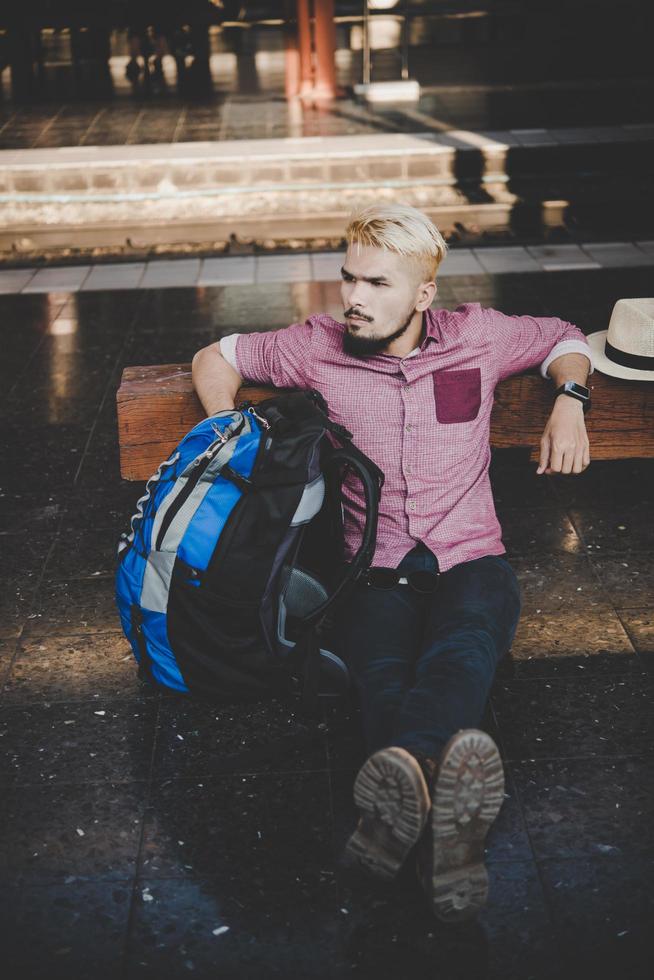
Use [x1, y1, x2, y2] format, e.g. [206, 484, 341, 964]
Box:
[117, 363, 654, 481]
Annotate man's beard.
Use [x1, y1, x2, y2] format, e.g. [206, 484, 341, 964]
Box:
[342, 306, 418, 359]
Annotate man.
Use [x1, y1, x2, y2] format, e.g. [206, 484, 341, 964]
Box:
[192, 203, 593, 922]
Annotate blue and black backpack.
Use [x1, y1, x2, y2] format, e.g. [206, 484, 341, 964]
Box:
[115, 389, 384, 709]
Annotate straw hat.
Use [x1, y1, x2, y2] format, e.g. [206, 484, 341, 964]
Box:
[587, 298, 654, 381]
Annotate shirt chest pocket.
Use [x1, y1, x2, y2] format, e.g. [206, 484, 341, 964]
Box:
[433, 367, 481, 423]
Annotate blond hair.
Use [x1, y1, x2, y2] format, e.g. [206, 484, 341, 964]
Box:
[344, 202, 448, 282]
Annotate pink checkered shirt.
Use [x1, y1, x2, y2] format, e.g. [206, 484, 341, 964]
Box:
[220, 304, 592, 572]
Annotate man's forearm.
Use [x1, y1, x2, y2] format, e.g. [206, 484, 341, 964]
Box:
[546, 351, 591, 388]
[192, 344, 242, 415]
[536, 349, 591, 475]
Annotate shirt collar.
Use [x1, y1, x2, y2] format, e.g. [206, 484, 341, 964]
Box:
[379, 309, 443, 361]
[422, 307, 444, 347]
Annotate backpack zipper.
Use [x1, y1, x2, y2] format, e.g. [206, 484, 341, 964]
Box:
[154, 438, 227, 551]
[154, 412, 253, 552]
[202, 417, 272, 586]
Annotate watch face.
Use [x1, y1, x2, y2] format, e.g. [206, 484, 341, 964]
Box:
[564, 381, 590, 399]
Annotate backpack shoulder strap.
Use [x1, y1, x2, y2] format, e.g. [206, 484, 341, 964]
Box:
[294, 439, 384, 627]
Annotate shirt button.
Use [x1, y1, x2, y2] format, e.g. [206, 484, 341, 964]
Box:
[405, 423, 413, 431]
[408, 502, 416, 512]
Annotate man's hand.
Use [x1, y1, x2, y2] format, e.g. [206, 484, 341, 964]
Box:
[536, 396, 590, 475]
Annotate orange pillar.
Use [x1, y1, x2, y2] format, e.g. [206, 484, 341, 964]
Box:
[296, 0, 314, 98]
[284, 0, 301, 97]
[313, 0, 337, 100]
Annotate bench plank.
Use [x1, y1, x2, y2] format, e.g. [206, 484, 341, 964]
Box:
[117, 363, 654, 480]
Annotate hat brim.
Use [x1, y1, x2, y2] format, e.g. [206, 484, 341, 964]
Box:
[586, 330, 654, 382]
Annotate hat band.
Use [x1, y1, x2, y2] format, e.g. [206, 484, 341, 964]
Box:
[605, 340, 654, 373]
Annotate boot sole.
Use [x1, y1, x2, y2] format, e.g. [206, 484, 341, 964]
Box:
[344, 746, 430, 881]
[430, 729, 505, 922]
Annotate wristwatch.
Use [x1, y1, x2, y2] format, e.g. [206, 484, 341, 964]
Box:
[554, 381, 591, 413]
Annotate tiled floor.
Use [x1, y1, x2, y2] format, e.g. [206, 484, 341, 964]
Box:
[1, 81, 652, 150]
[0, 240, 653, 295]
[1, 265, 653, 978]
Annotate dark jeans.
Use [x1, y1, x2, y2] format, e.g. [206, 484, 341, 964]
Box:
[332, 542, 522, 760]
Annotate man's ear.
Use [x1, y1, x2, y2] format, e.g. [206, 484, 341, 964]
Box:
[416, 279, 437, 311]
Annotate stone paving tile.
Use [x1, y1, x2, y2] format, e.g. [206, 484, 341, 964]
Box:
[0, 636, 17, 675]
[569, 504, 653, 554]
[1, 878, 132, 979]
[478, 859, 559, 980]
[580, 241, 653, 267]
[334, 872, 503, 979]
[198, 256, 256, 285]
[616, 609, 654, 659]
[152, 696, 330, 778]
[473, 246, 541, 274]
[497, 650, 645, 682]
[526, 244, 601, 272]
[511, 756, 654, 862]
[492, 672, 653, 761]
[496, 506, 582, 556]
[140, 770, 334, 880]
[125, 873, 340, 978]
[622, 123, 654, 139]
[1, 631, 149, 706]
[438, 249, 485, 276]
[58, 484, 145, 534]
[547, 459, 654, 508]
[323, 698, 500, 774]
[256, 253, 312, 283]
[538, 854, 654, 979]
[548, 127, 604, 143]
[22, 266, 91, 293]
[0, 778, 147, 882]
[311, 251, 346, 281]
[587, 553, 654, 611]
[0, 269, 35, 293]
[208, 281, 307, 330]
[510, 133, 558, 148]
[44, 526, 122, 582]
[0, 578, 36, 642]
[488, 453, 559, 507]
[0, 531, 56, 585]
[510, 604, 635, 660]
[26, 578, 125, 638]
[0, 698, 159, 785]
[139, 259, 201, 289]
[80, 262, 146, 291]
[510, 552, 607, 611]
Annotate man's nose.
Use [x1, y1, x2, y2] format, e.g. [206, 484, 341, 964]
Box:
[348, 280, 368, 309]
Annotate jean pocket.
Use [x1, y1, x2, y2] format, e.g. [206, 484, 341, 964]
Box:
[433, 367, 481, 423]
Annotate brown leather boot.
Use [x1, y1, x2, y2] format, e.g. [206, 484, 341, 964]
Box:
[343, 746, 431, 881]
[416, 729, 505, 922]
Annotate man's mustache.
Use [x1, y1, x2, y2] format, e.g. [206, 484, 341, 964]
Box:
[345, 308, 373, 322]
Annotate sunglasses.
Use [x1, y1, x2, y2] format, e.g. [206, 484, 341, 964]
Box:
[364, 567, 440, 595]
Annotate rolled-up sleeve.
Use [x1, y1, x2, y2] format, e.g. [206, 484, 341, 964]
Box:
[220, 319, 315, 388]
[488, 308, 593, 381]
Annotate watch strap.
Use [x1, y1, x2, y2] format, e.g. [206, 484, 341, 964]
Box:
[554, 383, 591, 413]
